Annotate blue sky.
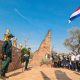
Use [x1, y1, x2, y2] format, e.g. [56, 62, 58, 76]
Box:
[0, 0, 80, 52]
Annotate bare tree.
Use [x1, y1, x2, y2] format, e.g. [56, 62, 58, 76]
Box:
[64, 27, 80, 54]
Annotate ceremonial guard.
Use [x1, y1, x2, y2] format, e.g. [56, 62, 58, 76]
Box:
[24, 48, 30, 70]
[0, 34, 14, 78]
[21, 48, 30, 70]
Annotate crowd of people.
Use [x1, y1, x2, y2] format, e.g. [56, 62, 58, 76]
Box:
[52, 53, 80, 72]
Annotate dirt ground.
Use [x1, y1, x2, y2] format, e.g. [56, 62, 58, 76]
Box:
[0, 65, 80, 80]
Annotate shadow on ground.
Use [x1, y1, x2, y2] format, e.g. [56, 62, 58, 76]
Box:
[74, 71, 80, 75]
[7, 72, 22, 77]
[55, 70, 72, 80]
[7, 67, 32, 78]
[40, 71, 51, 80]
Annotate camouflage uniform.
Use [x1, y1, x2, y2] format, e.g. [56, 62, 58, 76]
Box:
[1, 39, 12, 76]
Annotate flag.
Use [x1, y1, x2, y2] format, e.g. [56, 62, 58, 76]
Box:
[69, 7, 80, 23]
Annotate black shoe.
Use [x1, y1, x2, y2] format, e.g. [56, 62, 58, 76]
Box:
[0, 75, 6, 79]
[1, 75, 9, 78]
[25, 68, 28, 70]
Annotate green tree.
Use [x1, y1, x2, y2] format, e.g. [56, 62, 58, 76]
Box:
[21, 48, 27, 55]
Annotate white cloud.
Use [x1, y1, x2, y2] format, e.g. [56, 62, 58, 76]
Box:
[14, 8, 33, 25]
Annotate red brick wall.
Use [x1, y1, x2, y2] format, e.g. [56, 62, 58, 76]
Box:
[0, 40, 22, 72]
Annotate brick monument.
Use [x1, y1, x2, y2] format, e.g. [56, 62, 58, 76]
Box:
[30, 30, 51, 66]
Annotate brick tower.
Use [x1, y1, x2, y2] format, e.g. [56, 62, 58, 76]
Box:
[30, 30, 51, 66]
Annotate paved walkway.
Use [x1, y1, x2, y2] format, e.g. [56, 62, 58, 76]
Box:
[0, 66, 80, 80]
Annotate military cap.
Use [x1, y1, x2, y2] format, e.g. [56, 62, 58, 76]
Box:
[8, 34, 14, 38]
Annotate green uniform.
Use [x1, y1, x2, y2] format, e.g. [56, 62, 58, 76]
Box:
[21, 48, 30, 70]
[1, 40, 12, 76]
[24, 51, 30, 70]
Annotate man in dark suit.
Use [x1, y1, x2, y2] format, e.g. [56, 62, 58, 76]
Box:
[0, 34, 14, 78]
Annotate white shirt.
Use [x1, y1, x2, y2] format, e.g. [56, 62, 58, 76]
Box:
[24, 54, 29, 57]
[76, 54, 80, 61]
[71, 55, 76, 61]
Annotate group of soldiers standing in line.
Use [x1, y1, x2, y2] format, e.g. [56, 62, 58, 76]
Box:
[52, 52, 80, 72]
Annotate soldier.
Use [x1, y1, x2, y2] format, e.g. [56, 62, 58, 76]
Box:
[21, 48, 31, 70]
[0, 34, 14, 78]
[24, 48, 30, 70]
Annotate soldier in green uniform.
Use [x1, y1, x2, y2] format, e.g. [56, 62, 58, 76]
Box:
[24, 48, 30, 70]
[0, 34, 14, 78]
[21, 48, 30, 70]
